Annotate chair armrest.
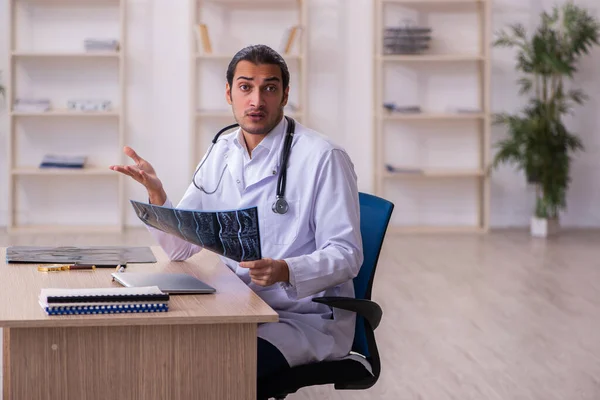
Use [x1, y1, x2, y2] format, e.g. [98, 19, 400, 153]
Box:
[312, 297, 382, 330]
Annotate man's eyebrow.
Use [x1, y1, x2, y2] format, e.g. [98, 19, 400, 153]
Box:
[264, 76, 281, 82]
[236, 76, 253, 81]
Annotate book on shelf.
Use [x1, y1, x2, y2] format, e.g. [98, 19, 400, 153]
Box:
[445, 106, 483, 114]
[194, 24, 212, 54]
[83, 38, 119, 52]
[280, 25, 303, 55]
[67, 99, 112, 112]
[40, 155, 87, 169]
[39, 286, 169, 316]
[385, 164, 423, 174]
[13, 98, 51, 112]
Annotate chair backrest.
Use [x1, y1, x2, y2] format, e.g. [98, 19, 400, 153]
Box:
[352, 192, 394, 357]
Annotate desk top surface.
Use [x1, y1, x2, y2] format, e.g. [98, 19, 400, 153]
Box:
[0, 246, 278, 328]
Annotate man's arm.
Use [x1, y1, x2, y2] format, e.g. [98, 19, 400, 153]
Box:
[281, 148, 363, 299]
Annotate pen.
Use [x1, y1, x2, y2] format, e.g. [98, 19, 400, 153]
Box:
[37, 264, 96, 272]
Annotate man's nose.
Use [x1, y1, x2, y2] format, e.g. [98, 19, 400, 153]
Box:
[250, 89, 265, 108]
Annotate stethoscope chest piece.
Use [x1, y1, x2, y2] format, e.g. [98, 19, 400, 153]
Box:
[272, 197, 289, 214]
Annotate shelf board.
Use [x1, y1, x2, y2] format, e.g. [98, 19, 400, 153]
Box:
[12, 51, 120, 58]
[383, 0, 485, 6]
[380, 112, 485, 120]
[196, 53, 302, 61]
[379, 54, 485, 62]
[196, 110, 303, 119]
[11, 110, 120, 118]
[199, 0, 300, 5]
[384, 0, 484, 3]
[383, 169, 484, 178]
[8, 225, 122, 235]
[12, 168, 117, 177]
[388, 225, 485, 234]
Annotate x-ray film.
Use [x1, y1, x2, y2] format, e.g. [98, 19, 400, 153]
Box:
[131, 200, 262, 262]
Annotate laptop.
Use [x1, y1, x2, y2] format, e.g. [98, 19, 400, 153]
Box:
[111, 272, 216, 294]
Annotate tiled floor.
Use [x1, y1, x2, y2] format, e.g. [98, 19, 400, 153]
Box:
[1, 228, 599, 399]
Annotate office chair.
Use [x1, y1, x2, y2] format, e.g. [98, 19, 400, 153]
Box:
[258, 192, 394, 399]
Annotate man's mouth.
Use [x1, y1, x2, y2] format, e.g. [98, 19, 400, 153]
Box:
[247, 111, 266, 121]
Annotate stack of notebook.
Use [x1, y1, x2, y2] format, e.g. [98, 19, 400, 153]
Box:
[40, 155, 87, 169]
[39, 286, 169, 316]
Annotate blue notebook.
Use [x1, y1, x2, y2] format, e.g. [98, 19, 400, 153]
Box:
[39, 286, 169, 316]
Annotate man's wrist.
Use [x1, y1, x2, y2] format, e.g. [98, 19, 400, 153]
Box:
[148, 188, 167, 205]
[279, 259, 290, 284]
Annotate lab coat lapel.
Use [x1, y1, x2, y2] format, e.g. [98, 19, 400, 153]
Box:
[225, 144, 245, 196]
[244, 160, 279, 190]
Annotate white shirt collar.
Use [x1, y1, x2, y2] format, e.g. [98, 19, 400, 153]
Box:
[232, 115, 287, 157]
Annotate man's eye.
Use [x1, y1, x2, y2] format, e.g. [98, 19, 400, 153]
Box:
[265, 86, 276, 92]
[240, 84, 250, 91]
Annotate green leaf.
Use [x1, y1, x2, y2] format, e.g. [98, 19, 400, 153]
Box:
[517, 77, 533, 95]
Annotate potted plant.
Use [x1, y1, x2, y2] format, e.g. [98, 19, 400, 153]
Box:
[492, 1, 600, 237]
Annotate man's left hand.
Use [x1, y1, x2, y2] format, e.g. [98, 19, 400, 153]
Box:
[239, 258, 290, 287]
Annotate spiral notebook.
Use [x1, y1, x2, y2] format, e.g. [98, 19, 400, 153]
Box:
[39, 286, 169, 316]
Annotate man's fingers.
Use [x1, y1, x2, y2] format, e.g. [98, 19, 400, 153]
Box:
[239, 258, 271, 269]
[251, 277, 270, 287]
[249, 270, 267, 279]
[239, 261, 258, 269]
[124, 146, 143, 164]
[110, 165, 135, 178]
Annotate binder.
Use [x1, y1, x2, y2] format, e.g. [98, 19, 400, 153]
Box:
[39, 286, 169, 316]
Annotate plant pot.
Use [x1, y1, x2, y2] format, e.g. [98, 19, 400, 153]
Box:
[530, 216, 559, 237]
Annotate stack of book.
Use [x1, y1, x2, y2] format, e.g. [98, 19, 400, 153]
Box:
[67, 99, 112, 112]
[13, 98, 51, 112]
[39, 286, 170, 316]
[84, 38, 119, 52]
[40, 155, 87, 169]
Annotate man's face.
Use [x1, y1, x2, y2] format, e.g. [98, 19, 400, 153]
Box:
[226, 60, 289, 136]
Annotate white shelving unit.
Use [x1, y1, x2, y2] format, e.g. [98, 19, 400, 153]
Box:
[7, 0, 127, 233]
[373, 0, 491, 233]
[190, 0, 308, 172]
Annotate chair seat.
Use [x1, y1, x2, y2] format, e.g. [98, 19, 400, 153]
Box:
[258, 357, 374, 399]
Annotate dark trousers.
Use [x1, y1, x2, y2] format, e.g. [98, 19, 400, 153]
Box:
[257, 337, 290, 379]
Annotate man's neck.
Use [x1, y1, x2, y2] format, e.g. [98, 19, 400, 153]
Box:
[241, 115, 284, 158]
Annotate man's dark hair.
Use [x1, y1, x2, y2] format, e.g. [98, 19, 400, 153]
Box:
[226, 44, 290, 91]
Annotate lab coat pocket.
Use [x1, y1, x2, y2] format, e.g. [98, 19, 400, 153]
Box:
[260, 199, 300, 245]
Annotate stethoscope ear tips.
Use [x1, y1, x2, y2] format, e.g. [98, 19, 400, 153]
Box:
[272, 197, 289, 214]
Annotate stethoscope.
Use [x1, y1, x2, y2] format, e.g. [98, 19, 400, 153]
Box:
[192, 115, 295, 215]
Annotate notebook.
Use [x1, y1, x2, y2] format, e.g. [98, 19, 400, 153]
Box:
[39, 286, 169, 316]
[111, 272, 216, 294]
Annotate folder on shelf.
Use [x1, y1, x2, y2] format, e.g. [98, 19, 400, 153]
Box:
[194, 24, 212, 54]
[39, 286, 169, 316]
[280, 25, 303, 54]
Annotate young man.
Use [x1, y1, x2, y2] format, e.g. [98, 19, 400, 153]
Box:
[110, 44, 363, 380]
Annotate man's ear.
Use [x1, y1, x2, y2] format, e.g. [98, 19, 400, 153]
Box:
[226, 83, 232, 105]
[281, 86, 289, 107]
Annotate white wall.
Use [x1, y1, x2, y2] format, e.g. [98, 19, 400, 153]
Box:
[0, 0, 599, 229]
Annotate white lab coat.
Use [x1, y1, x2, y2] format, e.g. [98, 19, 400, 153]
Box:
[147, 116, 363, 368]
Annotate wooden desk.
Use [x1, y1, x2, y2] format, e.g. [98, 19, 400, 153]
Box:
[0, 246, 278, 400]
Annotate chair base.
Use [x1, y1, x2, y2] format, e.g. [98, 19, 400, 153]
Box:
[258, 358, 377, 399]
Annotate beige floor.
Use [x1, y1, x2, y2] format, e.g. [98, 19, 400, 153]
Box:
[1, 228, 599, 399]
